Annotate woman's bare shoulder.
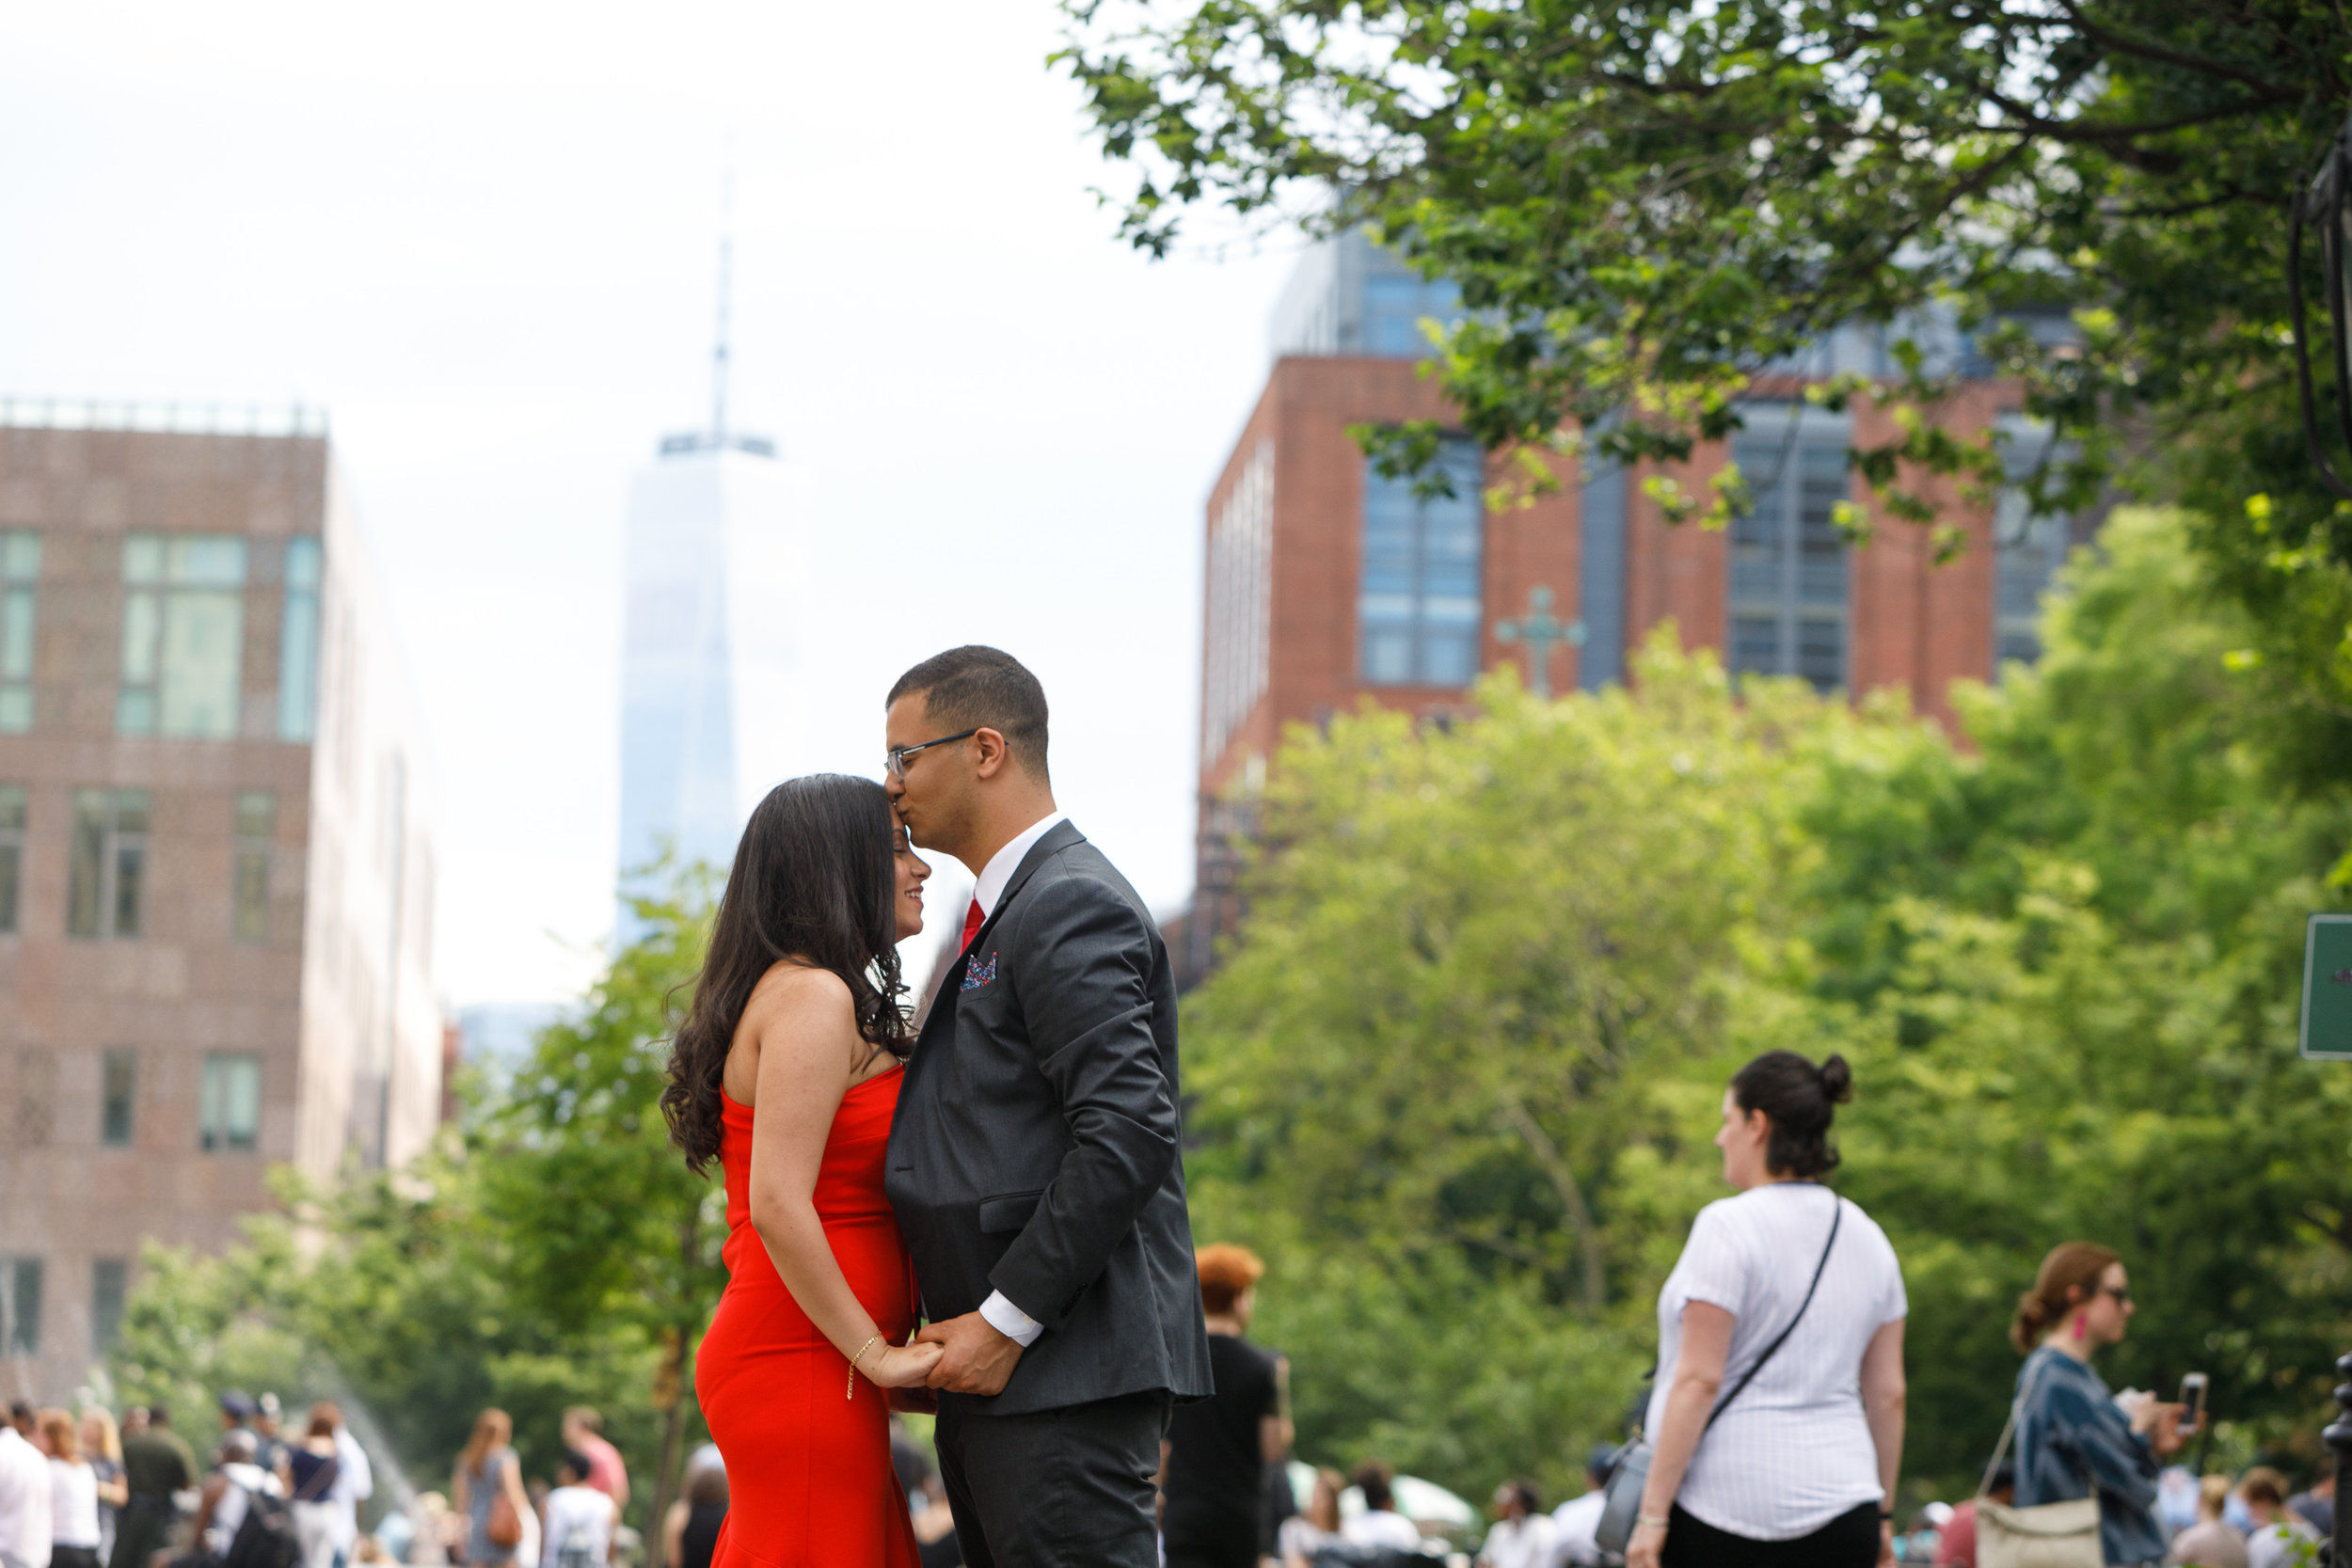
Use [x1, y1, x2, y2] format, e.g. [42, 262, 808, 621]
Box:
[742, 960, 857, 1034]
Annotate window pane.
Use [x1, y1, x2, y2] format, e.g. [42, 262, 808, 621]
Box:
[114, 791, 151, 834]
[0, 531, 38, 581]
[0, 586, 33, 679]
[226, 1057, 261, 1150]
[0, 844, 17, 935]
[158, 591, 244, 738]
[114, 846, 144, 940]
[283, 537, 322, 592]
[278, 580, 320, 742]
[0, 786, 23, 833]
[120, 591, 160, 684]
[166, 537, 247, 589]
[103, 1050, 135, 1147]
[236, 791, 276, 840]
[0, 689, 25, 734]
[8, 1259, 40, 1354]
[233, 850, 270, 943]
[115, 689, 155, 735]
[68, 792, 106, 938]
[122, 535, 163, 585]
[91, 1259, 127, 1352]
[1359, 436, 1484, 687]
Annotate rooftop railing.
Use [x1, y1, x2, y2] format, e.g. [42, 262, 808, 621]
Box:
[0, 398, 328, 438]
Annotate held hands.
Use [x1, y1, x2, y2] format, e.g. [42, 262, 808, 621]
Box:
[915, 1311, 1025, 1396]
[860, 1339, 946, 1390]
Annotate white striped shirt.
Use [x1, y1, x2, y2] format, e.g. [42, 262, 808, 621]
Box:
[1645, 1181, 1905, 1541]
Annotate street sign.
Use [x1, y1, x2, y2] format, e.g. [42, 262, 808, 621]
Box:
[2300, 914, 2352, 1059]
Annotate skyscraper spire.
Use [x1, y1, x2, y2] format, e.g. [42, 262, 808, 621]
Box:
[712, 150, 735, 442]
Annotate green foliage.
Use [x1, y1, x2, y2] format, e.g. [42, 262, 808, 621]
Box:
[1186, 511, 2352, 1503]
[110, 884, 723, 1528]
[1057, 0, 2352, 773]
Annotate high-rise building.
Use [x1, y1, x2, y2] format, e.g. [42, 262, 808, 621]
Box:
[614, 233, 801, 931]
[1177, 231, 2083, 984]
[0, 403, 439, 1398]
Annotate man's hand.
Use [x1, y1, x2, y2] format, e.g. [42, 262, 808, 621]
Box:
[915, 1311, 1025, 1396]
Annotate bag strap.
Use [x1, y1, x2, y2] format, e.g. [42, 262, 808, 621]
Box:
[1979, 1352, 2055, 1499]
[1703, 1191, 1843, 1433]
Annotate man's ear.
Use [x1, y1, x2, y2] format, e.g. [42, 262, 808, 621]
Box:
[971, 727, 1010, 780]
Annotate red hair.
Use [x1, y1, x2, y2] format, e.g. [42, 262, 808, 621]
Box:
[1196, 1243, 1265, 1317]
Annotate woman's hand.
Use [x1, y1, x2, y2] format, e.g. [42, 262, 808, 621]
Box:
[1878, 1517, 1896, 1567]
[864, 1340, 946, 1389]
[2144, 1402, 2187, 1455]
[1626, 1518, 1666, 1568]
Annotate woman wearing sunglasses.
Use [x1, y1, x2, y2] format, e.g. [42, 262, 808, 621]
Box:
[2008, 1243, 2186, 1566]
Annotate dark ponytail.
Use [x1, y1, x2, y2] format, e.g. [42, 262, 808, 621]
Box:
[1729, 1050, 1853, 1179]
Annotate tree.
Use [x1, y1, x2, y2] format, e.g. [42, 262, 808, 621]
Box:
[1057, 0, 2352, 771]
[1183, 511, 2352, 1500]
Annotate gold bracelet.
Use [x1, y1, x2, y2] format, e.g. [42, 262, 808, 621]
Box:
[847, 1335, 883, 1400]
[1635, 1514, 1670, 1530]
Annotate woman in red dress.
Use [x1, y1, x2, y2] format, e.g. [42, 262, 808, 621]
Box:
[661, 775, 945, 1568]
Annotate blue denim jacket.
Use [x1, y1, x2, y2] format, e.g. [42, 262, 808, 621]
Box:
[2011, 1346, 2167, 1566]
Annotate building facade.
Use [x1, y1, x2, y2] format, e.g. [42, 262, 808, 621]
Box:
[615, 427, 800, 931]
[0, 404, 438, 1401]
[1180, 232, 2080, 982]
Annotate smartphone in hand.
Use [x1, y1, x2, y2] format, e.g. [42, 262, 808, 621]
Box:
[2178, 1372, 2208, 1435]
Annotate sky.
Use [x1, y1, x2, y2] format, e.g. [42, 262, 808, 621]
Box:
[0, 0, 1305, 1006]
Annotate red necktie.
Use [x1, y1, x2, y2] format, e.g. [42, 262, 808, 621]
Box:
[961, 898, 985, 953]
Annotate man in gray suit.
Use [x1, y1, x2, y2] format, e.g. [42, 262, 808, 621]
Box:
[883, 645, 1213, 1568]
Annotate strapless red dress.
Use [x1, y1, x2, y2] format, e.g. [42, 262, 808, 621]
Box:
[696, 1069, 920, 1568]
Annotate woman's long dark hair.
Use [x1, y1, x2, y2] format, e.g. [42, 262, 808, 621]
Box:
[662, 773, 913, 1176]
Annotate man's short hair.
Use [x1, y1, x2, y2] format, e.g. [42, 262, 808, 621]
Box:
[2242, 1466, 2290, 1507]
[1353, 1461, 1395, 1513]
[219, 1430, 258, 1463]
[1195, 1243, 1265, 1318]
[888, 646, 1050, 782]
[563, 1406, 601, 1433]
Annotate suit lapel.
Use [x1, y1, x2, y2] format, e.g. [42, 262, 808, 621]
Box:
[964, 817, 1086, 956]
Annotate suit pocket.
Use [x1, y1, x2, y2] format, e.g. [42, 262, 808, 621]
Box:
[977, 1189, 1043, 1234]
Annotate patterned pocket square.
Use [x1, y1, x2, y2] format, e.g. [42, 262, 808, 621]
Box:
[960, 953, 998, 992]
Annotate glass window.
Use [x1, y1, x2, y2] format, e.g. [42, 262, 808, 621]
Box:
[68, 790, 151, 941]
[119, 533, 246, 739]
[199, 1053, 261, 1153]
[279, 538, 321, 742]
[6, 1258, 40, 1355]
[1361, 274, 1466, 358]
[101, 1049, 135, 1148]
[91, 1259, 127, 1353]
[1727, 409, 1851, 694]
[0, 785, 22, 936]
[233, 791, 274, 943]
[0, 531, 37, 733]
[1993, 417, 2073, 675]
[1359, 438, 1485, 686]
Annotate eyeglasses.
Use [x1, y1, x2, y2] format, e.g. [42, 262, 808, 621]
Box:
[2099, 1285, 2133, 1307]
[884, 728, 980, 781]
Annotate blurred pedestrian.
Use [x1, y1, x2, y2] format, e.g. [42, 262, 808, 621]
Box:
[178, 1430, 283, 1568]
[1628, 1052, 1907, 1568]
[72, 1416, 121, 1568]
[538, 1455, 614, 1568]
[1161, 1244, 1289, 1568]
[2237, 1468, 2317, 1568]
[1477, 1481, 1551, 1568]
[10, 1409, 36, 1442]
[2288, 1469, 2333, 1539]
[1275, 1469, 1345, 1568]
[661, 1466, 724, 1568]
[251, 1402, 286, 1481]
[284, 1412, 343, 1568]
[1342, 1464, 1419, 1552]
[216, 1397, 257, 1455]
[312, 1407, 371, 1568]
[1549, 1448, 1613, 1568]
[0, 1407, 53, 1568]
[450, 1413, 530, 1568]
[1931, 1462, 2010, 1566]
[2007, 1242, 2184, 1567]
[2169, 1474, 2247, 1568]
[554, 1418, 624, 1518]
[39, 1411, 100, 1568]
[110, 1406, 192, 1568]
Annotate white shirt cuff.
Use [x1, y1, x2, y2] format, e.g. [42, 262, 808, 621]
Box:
[978, 1290, 1044, 1347]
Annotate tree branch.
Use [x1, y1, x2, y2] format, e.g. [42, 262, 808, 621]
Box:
[1498, 1098, 1606, 1313]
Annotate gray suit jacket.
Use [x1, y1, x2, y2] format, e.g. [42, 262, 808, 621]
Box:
[885, 819, 1214, 1417]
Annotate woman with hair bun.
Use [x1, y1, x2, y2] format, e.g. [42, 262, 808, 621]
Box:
[2005, 1243, 2183, 1565]
[1628, 1051, 1908, 1568]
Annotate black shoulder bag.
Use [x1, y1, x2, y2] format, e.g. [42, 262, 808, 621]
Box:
[1596, 1194, 1844, 1557]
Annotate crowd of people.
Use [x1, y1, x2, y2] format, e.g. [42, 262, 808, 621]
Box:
[0, 1394, 373, 1568]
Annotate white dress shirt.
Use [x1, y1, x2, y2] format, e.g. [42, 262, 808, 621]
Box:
[0, 1429, 52, 1568]
[47, 1462, 99, 1551]
[1344, 1509, 1422, 1550]
[1479, 1512, 1555, 1568]
[326, 1428, 372, 1551]
[967, 809, 1068, 1348]
[1548, 1489, 1606, 1567]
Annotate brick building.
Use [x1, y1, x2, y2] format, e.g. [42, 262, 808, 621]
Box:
[1177, 231, 2076, 983]
[0, 404, 439, 1401]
